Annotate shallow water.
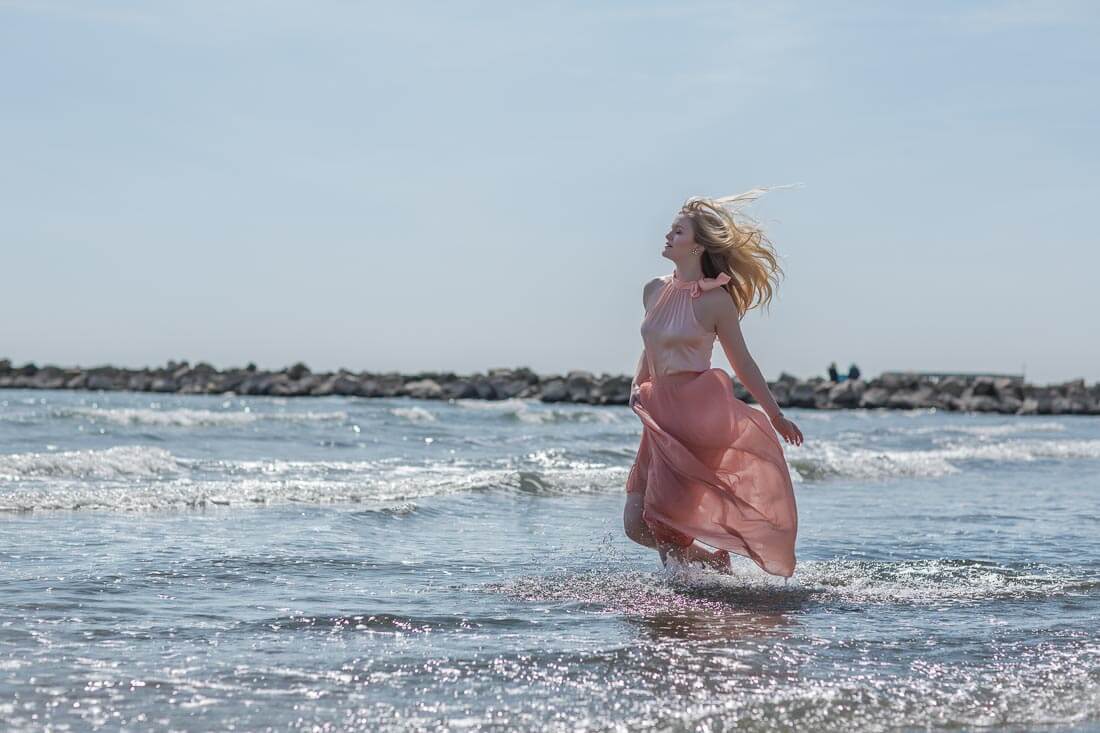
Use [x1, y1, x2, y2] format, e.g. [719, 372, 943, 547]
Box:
[2, 389, 1099, 731]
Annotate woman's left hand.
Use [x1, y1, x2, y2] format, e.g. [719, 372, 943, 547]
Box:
[770, 413, 803, 446]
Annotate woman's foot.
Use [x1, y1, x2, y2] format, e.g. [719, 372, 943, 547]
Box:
[706, 549, 733, 575]
[666, 544, 733, 574]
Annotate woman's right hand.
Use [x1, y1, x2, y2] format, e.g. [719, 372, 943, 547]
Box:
[770, 413, 803, 446]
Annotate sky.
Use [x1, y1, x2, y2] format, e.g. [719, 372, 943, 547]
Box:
[2, 1, 1098, 385]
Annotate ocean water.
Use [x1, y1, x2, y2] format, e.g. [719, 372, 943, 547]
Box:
[2, 387, 1099, 732]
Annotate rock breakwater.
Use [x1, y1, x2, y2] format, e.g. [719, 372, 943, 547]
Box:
[1, 359, 1097, 415]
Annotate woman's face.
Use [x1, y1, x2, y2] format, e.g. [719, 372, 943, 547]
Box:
[662, 214, 696, 261]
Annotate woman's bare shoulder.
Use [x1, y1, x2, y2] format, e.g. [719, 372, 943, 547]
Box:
[642, 276, 666, 309]
[696, 285, 741, 319]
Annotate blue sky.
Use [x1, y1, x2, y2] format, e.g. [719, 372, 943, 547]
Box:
[2, 1, 1097, 384]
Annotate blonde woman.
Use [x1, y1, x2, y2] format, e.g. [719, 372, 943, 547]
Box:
[624, 188, 803, 578]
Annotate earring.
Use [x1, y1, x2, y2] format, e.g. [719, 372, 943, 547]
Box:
[691, 248, 700, 255]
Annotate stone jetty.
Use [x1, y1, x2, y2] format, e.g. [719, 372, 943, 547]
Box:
[0, 359, 1097, 415]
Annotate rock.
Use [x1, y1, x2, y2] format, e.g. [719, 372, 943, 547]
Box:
[1059, 378, 1087, 396]
[1028, 395, 1055, 414]
[128, 374, 153, 392]
[34, 370, 67, 389]
[404, 378, 444, 400]
[486, 368, 536, 399]
[958, 394, 1001, 412]
[239, 374, 277, 395]
[86, 373, 120, 391]
[212, 372, 246, 393]
[436, 375, 496, 400]
[828, 379, 865, 407]
[936, 394, 965, 411]
[271, 375, 321, 397]
[488, 366, 540, 385]
[886, 386, 937, 409]
[936, 376, 967, 397]
[788, 382, 816, 408]
[858, 387, 891, 409]
[311, 373, 365, 397]
[732, 380, 752, 403]
[539, 377, 569, 403]
[592, 375, 631, 405]
[877, 372, 919, 391]
[812, 382, 835, 409]
[993, 378, 1023, 401]
[564, 370, 595, 403]
[971, 377, 997, 397]
[150, 377, 178, 393]
[1055, 395, 1093, 415]
[440, 378, 478, 400]
[287, 362, 311, 380]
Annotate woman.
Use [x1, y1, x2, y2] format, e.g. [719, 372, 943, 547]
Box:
[624, 189, 803, 578]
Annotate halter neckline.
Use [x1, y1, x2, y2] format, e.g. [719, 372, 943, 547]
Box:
[670, 270, 732, 298]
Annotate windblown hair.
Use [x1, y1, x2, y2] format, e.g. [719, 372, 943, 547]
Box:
[680, 195, 785, 318]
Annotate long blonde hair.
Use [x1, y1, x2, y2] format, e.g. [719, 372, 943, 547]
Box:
[680, 184, 798, 318]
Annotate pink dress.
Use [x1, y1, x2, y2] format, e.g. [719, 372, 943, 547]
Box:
[625, 270, 799, 577]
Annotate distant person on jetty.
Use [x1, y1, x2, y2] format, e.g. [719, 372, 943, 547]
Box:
[624, 186, 803, 579]
[828, 361, 861, 383]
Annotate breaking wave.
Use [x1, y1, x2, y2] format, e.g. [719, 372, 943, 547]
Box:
[53, 407, 348, 427]
[789, 438, 1100, 481]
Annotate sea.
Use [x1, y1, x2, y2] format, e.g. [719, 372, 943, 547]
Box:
[1, 387, 1099, 732]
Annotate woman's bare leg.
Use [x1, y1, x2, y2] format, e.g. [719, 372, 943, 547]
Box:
[623, 493, 657, 548]
[625, 494, 731, 572]
[670, 544, 732, 573]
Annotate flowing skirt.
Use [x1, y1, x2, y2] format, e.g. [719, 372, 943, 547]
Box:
[625, 368, 798, 577]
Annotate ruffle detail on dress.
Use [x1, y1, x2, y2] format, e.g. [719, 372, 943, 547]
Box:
[670, 270, 732, 299]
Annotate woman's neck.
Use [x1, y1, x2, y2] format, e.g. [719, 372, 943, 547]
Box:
[674, 263, 704, 281]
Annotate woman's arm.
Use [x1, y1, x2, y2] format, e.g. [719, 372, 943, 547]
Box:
[631, 347, 650, 392]
[714, 299, 783, 420]
[630, 278, 663, 401]
[711, 294, 804, 445]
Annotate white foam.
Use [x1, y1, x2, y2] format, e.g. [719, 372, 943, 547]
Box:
[453, 397, 623, 424]
[516, 407, 623, 425]
[389, 406, 437, 422]
[789, 437, 1100, 481]
[899, 420, 1068, 437]
[492, 558, 1096, 611]
[54, 407, 347, 427]
[0, 449, 631, 512]
[789, 443, 961, 481]
[0, 445, 180, 481]
[453, 397, 530, 411]
[719, 557, 1095, 604]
